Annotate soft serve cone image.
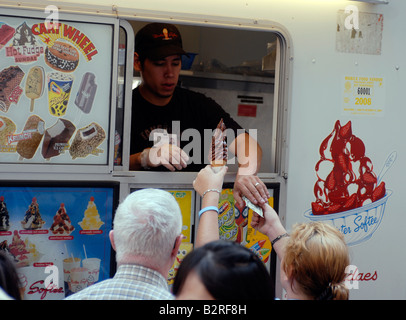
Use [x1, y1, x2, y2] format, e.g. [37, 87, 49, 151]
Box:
[209, 118, 228, 172]
[25, 66, 44, 112]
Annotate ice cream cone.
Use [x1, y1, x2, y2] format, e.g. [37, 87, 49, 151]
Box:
[209, 118, 228, 171]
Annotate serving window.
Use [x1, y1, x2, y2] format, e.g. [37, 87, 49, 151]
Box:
[126, 20, 286, 175]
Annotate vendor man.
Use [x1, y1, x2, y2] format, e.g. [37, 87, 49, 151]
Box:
[130, 22, 269, 206]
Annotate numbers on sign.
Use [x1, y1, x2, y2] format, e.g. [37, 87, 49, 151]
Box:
[355, 97, 371, 105]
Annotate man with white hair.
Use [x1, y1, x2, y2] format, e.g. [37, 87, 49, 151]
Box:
[66, 188, 183, 300]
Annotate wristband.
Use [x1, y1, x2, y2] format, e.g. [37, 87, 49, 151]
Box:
[202, 189, 221, 198]
[199, 206, 219, 218]
[271, 233, 289, 246]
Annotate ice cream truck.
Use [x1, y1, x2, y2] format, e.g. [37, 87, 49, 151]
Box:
[0, 0, 403, 300]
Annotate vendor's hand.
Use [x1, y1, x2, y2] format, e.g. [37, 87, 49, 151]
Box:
[146, 144, 189, 171]
[193, 165, 228, 196]
[233, 174, 270, 207]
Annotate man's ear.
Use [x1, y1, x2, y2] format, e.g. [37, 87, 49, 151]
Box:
[134, 52, 142, 72]
[109, 230, 116, 251]
[171, 234, 184, 260]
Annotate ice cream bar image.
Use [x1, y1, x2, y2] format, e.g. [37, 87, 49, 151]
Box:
[16, 115, 45, 160]
[0, 23, 15, 50]
[42, 118, 76, 159]
[69, 122, 106, 159]
[75, 72, 97, 114]
[25, 66, 44, 112]
[0, 116, 16, 146]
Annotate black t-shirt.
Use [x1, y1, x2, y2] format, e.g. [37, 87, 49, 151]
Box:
[131, 86, 243, 171]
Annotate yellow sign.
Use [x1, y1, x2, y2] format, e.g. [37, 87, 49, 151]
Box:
[342, 75, 385, 116]
[168, 190, 192, 242]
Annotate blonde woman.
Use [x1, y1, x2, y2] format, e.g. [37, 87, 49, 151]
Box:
[251, 204, 349, 300]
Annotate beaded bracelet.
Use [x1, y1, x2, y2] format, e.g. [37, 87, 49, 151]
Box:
[198, 206, 219, 218]
[202, 189, 221, 198]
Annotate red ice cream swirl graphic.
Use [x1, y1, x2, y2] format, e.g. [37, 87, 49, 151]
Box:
[311, 120, 386, 215]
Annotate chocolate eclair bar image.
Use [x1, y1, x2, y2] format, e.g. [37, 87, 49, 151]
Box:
[69, 122, 105, 159]
[42, 118, 76, 159]
[16, 115, 45, 160]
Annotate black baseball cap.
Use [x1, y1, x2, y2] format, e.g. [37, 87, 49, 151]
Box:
[134, 23, 188, 60]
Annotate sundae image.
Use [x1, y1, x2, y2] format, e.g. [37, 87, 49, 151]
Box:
[24, 238, 42, 263]
[12, 22, 37, 46]
[7, 231, 41, 267]
[21, 197, 45, 230]
[209, 118, 228, 172]
[8, 231, 30, 267]
[311, 120, 385, 215]
[49, 203, 75, 235]
[305, 120, 393, 246]
[78, 196, 104, 230]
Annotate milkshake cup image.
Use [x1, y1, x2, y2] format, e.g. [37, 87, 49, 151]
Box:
[63, 257, 80, 283]
[47, 72, 74, 117]
[69, 267, 89, 293]
[82, 258, 101, 284]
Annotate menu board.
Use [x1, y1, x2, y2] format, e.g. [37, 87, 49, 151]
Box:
[0, 15, 113, 165]
[0, 184, 116, 300]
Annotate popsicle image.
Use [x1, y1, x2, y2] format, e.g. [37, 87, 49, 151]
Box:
[75, 72, 97, 114]
[25, 66, 44, 112]
[209, 118, 228, 172]
[16, 115, 45, 160]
